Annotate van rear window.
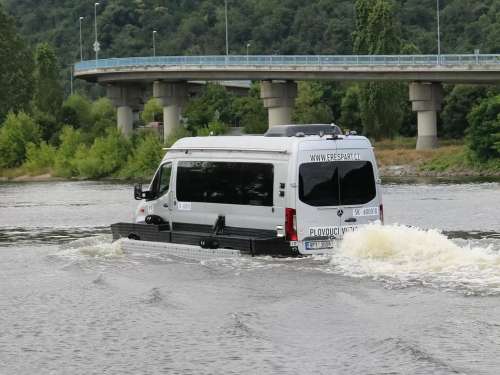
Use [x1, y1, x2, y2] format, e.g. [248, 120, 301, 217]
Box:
[177, 161, 274, 206]
[299, 161, 376, 206]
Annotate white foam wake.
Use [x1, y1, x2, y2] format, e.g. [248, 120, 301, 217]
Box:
[57, 235, 124, 259]
[330, 223, 500, 295]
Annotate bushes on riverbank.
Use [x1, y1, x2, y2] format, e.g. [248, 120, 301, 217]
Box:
[0, 89, 169, 181]
[119, 134, 164, 180]
[0, 112, 40, 169]
[20, 126, 165, 181]
[466, 95, 500, 162]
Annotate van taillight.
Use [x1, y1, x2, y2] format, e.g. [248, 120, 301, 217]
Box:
[285, 208, 298, 241]
[379, 204, 384, 224]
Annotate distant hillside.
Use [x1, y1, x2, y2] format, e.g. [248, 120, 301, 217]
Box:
[4, 0, 500, 69]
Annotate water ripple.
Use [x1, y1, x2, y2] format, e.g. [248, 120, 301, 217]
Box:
[0, 226, 110, 246]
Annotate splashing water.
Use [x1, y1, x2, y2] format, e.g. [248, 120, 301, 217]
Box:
[57, 235, 124, 259]
[330, 223, 500, 295]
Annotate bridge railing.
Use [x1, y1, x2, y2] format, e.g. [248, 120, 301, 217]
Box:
[74, 54, 500, 72]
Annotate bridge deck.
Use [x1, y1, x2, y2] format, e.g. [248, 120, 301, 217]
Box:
[74, 54, 500, 83]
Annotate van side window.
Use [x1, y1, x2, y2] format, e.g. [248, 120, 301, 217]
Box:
[177, 161, 274, 206]
[157, 163, 172, 197]
[149, 162, 172, 199]
[299, 161, 375, 206]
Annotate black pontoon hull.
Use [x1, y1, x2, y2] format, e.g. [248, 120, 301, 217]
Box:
[111, 222, 297, 257]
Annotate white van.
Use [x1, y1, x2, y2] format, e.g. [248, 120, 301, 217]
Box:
[112, 125, 383, 256]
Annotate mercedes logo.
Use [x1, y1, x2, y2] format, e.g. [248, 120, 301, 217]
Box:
[337, 209, 344, 217]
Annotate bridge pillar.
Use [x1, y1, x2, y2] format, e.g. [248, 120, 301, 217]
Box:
[106, 85, 144, 138]
[153, 81, 189, 143]
[260, 81, 297, 127]
[409, 82, 443, 150]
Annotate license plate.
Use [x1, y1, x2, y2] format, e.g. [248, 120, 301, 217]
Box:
[305, 240, 335, 250]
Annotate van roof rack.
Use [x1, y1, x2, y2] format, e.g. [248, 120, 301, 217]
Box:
[264, 124, 342, 138]
[163, 147, 288, 154]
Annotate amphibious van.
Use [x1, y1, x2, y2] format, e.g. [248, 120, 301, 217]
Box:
[112, 124, 383, 256]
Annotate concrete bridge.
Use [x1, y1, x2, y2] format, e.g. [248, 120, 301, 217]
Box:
[74, 54, 500, 149]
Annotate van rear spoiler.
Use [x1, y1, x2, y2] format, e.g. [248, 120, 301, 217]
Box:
[162, 147, 288, 154]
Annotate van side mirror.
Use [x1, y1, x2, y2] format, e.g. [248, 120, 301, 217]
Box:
[134, 183, 153, 200]
[134, 184, 144, 200]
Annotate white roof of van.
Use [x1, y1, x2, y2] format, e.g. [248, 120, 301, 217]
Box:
[167, 136, 371, 158]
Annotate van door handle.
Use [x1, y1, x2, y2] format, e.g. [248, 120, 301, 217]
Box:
[344, 217, 357, 223]
[163, 203, 169, 208]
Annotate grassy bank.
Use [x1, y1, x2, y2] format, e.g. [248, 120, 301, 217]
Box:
[375, 139, 500, 177]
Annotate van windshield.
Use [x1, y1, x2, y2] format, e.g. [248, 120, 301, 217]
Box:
[299, 161, 376, 206]
[177, 161, 274, 206]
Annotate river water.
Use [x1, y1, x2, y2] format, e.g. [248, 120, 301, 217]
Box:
[0, 180, 499, 374]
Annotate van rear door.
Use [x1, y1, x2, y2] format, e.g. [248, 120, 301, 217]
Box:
[296, 144, 379, 254]
[337, 158, 379, 234]
[296, 144, 342, 254]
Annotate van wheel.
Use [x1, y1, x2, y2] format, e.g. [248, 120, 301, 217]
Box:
[145, 215, 165, 225]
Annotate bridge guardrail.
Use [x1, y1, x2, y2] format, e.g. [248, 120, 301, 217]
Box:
[74, 54, 500, 72]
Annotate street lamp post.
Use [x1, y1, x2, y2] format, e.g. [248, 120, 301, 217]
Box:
[94, 2, 100, 60]
[436, 0, 441, 60]
[79, 17, 84, 61]
[153, 30, 157, 57]
[225, 0, 229, 55]
[70, 66, 74, 95]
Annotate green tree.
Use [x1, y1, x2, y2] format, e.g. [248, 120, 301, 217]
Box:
[61, 95, 115, 142]
[354, 0, 404, 139]
[398, 41, 420, 138]
[466, 95, 500, 162]
[399, 102, 417, 138]
[33, 43, 63, 118]
[141, 98, 162, 123]
[53, 126, 84, 177]
[23, 141, 57, 174]
[61, 94, 93, 129]
[120, 133, 165, 180]
[33, 109, 61, 144]
[359, 81, 405, 139]
[0, 5, 34, 121]
[365, 0, 401, 54]
[441, 85, 489, 139]
[233, 83, 267, 134]
[90, 97, 116, 140]
[340, 85, 362, 133]
[184, 84, 235, 132]
[196, 120, 228, 136]
[293, 82, 334, 124]
[0, 112, 41, 168]
[317, 82, 346, 122]
[352, 0, 375, 54]
[74, 128, 131, 179]
[400, 42, 421, 55]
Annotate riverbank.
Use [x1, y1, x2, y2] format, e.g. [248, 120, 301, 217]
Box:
[375, 140, 500, 178]
[1, 139, 499, 181]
